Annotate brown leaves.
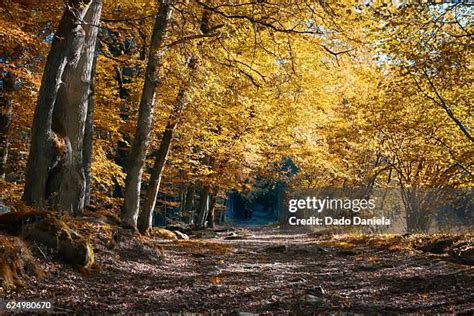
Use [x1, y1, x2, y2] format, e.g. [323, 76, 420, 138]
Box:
[173, 240, 234, 256]
[210, 275, 221, 285]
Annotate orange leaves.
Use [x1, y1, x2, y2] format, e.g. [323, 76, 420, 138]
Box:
[210, 275, 221, 285]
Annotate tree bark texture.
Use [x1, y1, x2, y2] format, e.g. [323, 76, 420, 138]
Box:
[23, 0, 102, 215]
[121, 0, 173, 229]
[138, 83, 190, 233]
[83, 46, 99, 207]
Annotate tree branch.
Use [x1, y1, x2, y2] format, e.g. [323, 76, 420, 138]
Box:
[194, 0, 322, 35]
[321, 45, 354, 57]
[102, 14, 155, 23]
[165, 29, 222, 48]
[422, 68, 473, 143]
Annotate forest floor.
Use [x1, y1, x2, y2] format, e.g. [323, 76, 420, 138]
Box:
[3, 226, 474, 314]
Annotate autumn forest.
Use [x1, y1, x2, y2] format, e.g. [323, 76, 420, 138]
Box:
[0, 0, 473, 314]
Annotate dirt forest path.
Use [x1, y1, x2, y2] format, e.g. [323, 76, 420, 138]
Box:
[5, 226, 474, 314]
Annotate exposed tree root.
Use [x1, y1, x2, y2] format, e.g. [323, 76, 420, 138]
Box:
[0, 209, 48, 234]
[23, 216, 95, 269]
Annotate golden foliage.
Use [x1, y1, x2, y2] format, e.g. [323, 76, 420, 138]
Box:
[1, 1, 471, 211]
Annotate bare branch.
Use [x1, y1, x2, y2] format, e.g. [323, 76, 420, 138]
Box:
[102, 14, 155, 23]
[165, 32, 219, 48]
[194, 0, 322, 35]
[321, 45, 354, 57]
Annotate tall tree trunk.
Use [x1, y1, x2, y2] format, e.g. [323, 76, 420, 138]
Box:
[47, 0, 102, 215]
[137, 124, 173, 234]
[196, 186, 210, 229]
[138, 81, 191, 233]
[51, 0, 102, 215]
[121, 0, 173, 229]
[83, 45, 99, 207]
[23, 0, 101, 213]
[0, 73, 14, 179]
